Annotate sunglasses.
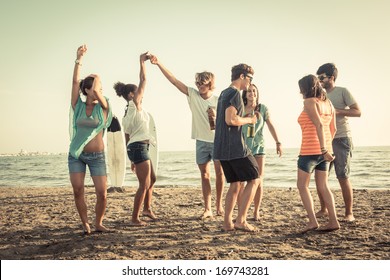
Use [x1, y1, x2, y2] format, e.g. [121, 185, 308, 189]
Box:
[245, 74, 253, 82]
[318, 75, 330, 81]
[195, 81, 209, 87]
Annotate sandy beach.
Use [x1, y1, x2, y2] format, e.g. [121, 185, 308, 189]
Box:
[0, 186, 389, 260]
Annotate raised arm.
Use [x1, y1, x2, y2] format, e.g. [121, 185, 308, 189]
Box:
[149, 54, 188, 95]
[132, 52, 149, 110]
[71, 45, 87, 109]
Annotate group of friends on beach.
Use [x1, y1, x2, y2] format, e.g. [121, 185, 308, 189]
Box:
[68, 45, 361, 235]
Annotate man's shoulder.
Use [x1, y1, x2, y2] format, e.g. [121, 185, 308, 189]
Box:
[221, 86, 239, 96]
[332, 86, 350, 93]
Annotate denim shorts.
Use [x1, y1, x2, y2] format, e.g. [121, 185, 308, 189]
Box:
[68, 151, 107, 176]
[331, 137, 353, 179]
[196, 140, 214, 165]
[297, 154, 330, 173]
[127, 142, 150, 164]
[220, 155, 259, 183]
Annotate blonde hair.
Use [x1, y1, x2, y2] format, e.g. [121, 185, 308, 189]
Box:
[195, 71, 215, 90]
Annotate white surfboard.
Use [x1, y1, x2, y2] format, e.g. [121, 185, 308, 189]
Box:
[148, 113, 159, 176]
[107, 116, 126, 187]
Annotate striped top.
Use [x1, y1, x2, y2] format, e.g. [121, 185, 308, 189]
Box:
[298, 98, 334, 156]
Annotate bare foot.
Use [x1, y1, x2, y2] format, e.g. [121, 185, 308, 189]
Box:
[300, 222, 319, 233]
[234, 222, 258, 232]
[342, 214, 355, 222]
[142, 210, 158, 220]
[95, 224, 113, 233]
[82, 223, 91, 235]
[317, 223, 340, 232]
[199, 210, 213, 220]
[130, 220, 148, 227]
[253, 212, 261, 221]
[216, 208, 224, 216]
[223, 222, 235, 232]
[315, 210, 328, 218]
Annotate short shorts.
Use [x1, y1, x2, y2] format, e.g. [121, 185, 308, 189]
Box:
[297, 154, 330, 173]
[68, 151, 107, 176]
[127, 142, 150, 164]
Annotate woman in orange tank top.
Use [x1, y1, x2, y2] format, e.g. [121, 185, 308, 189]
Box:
[296, 75, 340, 233]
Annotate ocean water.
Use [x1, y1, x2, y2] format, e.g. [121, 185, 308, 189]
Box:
[0, 146, 389, 189]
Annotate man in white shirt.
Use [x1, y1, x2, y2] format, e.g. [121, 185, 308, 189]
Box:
[150, 54, 225, 219]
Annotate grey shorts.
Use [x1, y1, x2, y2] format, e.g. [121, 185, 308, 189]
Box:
[196, 140, 214, 165]
[68, 151, 107, 176]
[331, 137, 353, 179]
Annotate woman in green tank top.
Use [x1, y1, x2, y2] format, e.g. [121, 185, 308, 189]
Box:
[240, 84, 283, 221]
[68, 45, 112, 235]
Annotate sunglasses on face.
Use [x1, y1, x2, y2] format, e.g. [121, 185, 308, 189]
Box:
[318, 75, 330, 81]
[195, 81, 209, 87]
[245, 74, 253, 82]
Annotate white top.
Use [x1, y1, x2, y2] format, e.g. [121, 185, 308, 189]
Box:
[122, 101, 150, 144]
[187, 87, 218, 143]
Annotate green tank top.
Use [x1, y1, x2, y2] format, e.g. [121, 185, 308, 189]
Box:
[69, 96, 112, 159]
[242, 103, 269, 155]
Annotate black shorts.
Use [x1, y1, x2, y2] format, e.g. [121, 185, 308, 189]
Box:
[220, 155, 259, 183]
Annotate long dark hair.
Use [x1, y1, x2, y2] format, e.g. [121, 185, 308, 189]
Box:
[298, 74, 326, 100]
[242, 84, 259, 106]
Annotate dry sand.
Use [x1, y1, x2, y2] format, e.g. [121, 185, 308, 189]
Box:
[0, 186, 389, 260]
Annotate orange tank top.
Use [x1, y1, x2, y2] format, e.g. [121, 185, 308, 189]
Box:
[298, 99, 333, 156]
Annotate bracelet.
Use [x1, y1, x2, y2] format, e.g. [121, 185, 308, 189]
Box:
[75, 59, 82, 66]
[322, 150, 328, 155]
[276, 142, 281, 145]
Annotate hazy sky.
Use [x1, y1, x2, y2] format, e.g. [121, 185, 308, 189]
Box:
[0, 0, 389, 154]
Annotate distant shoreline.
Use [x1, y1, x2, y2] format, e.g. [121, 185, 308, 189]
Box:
[1, 145, 389, 157]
